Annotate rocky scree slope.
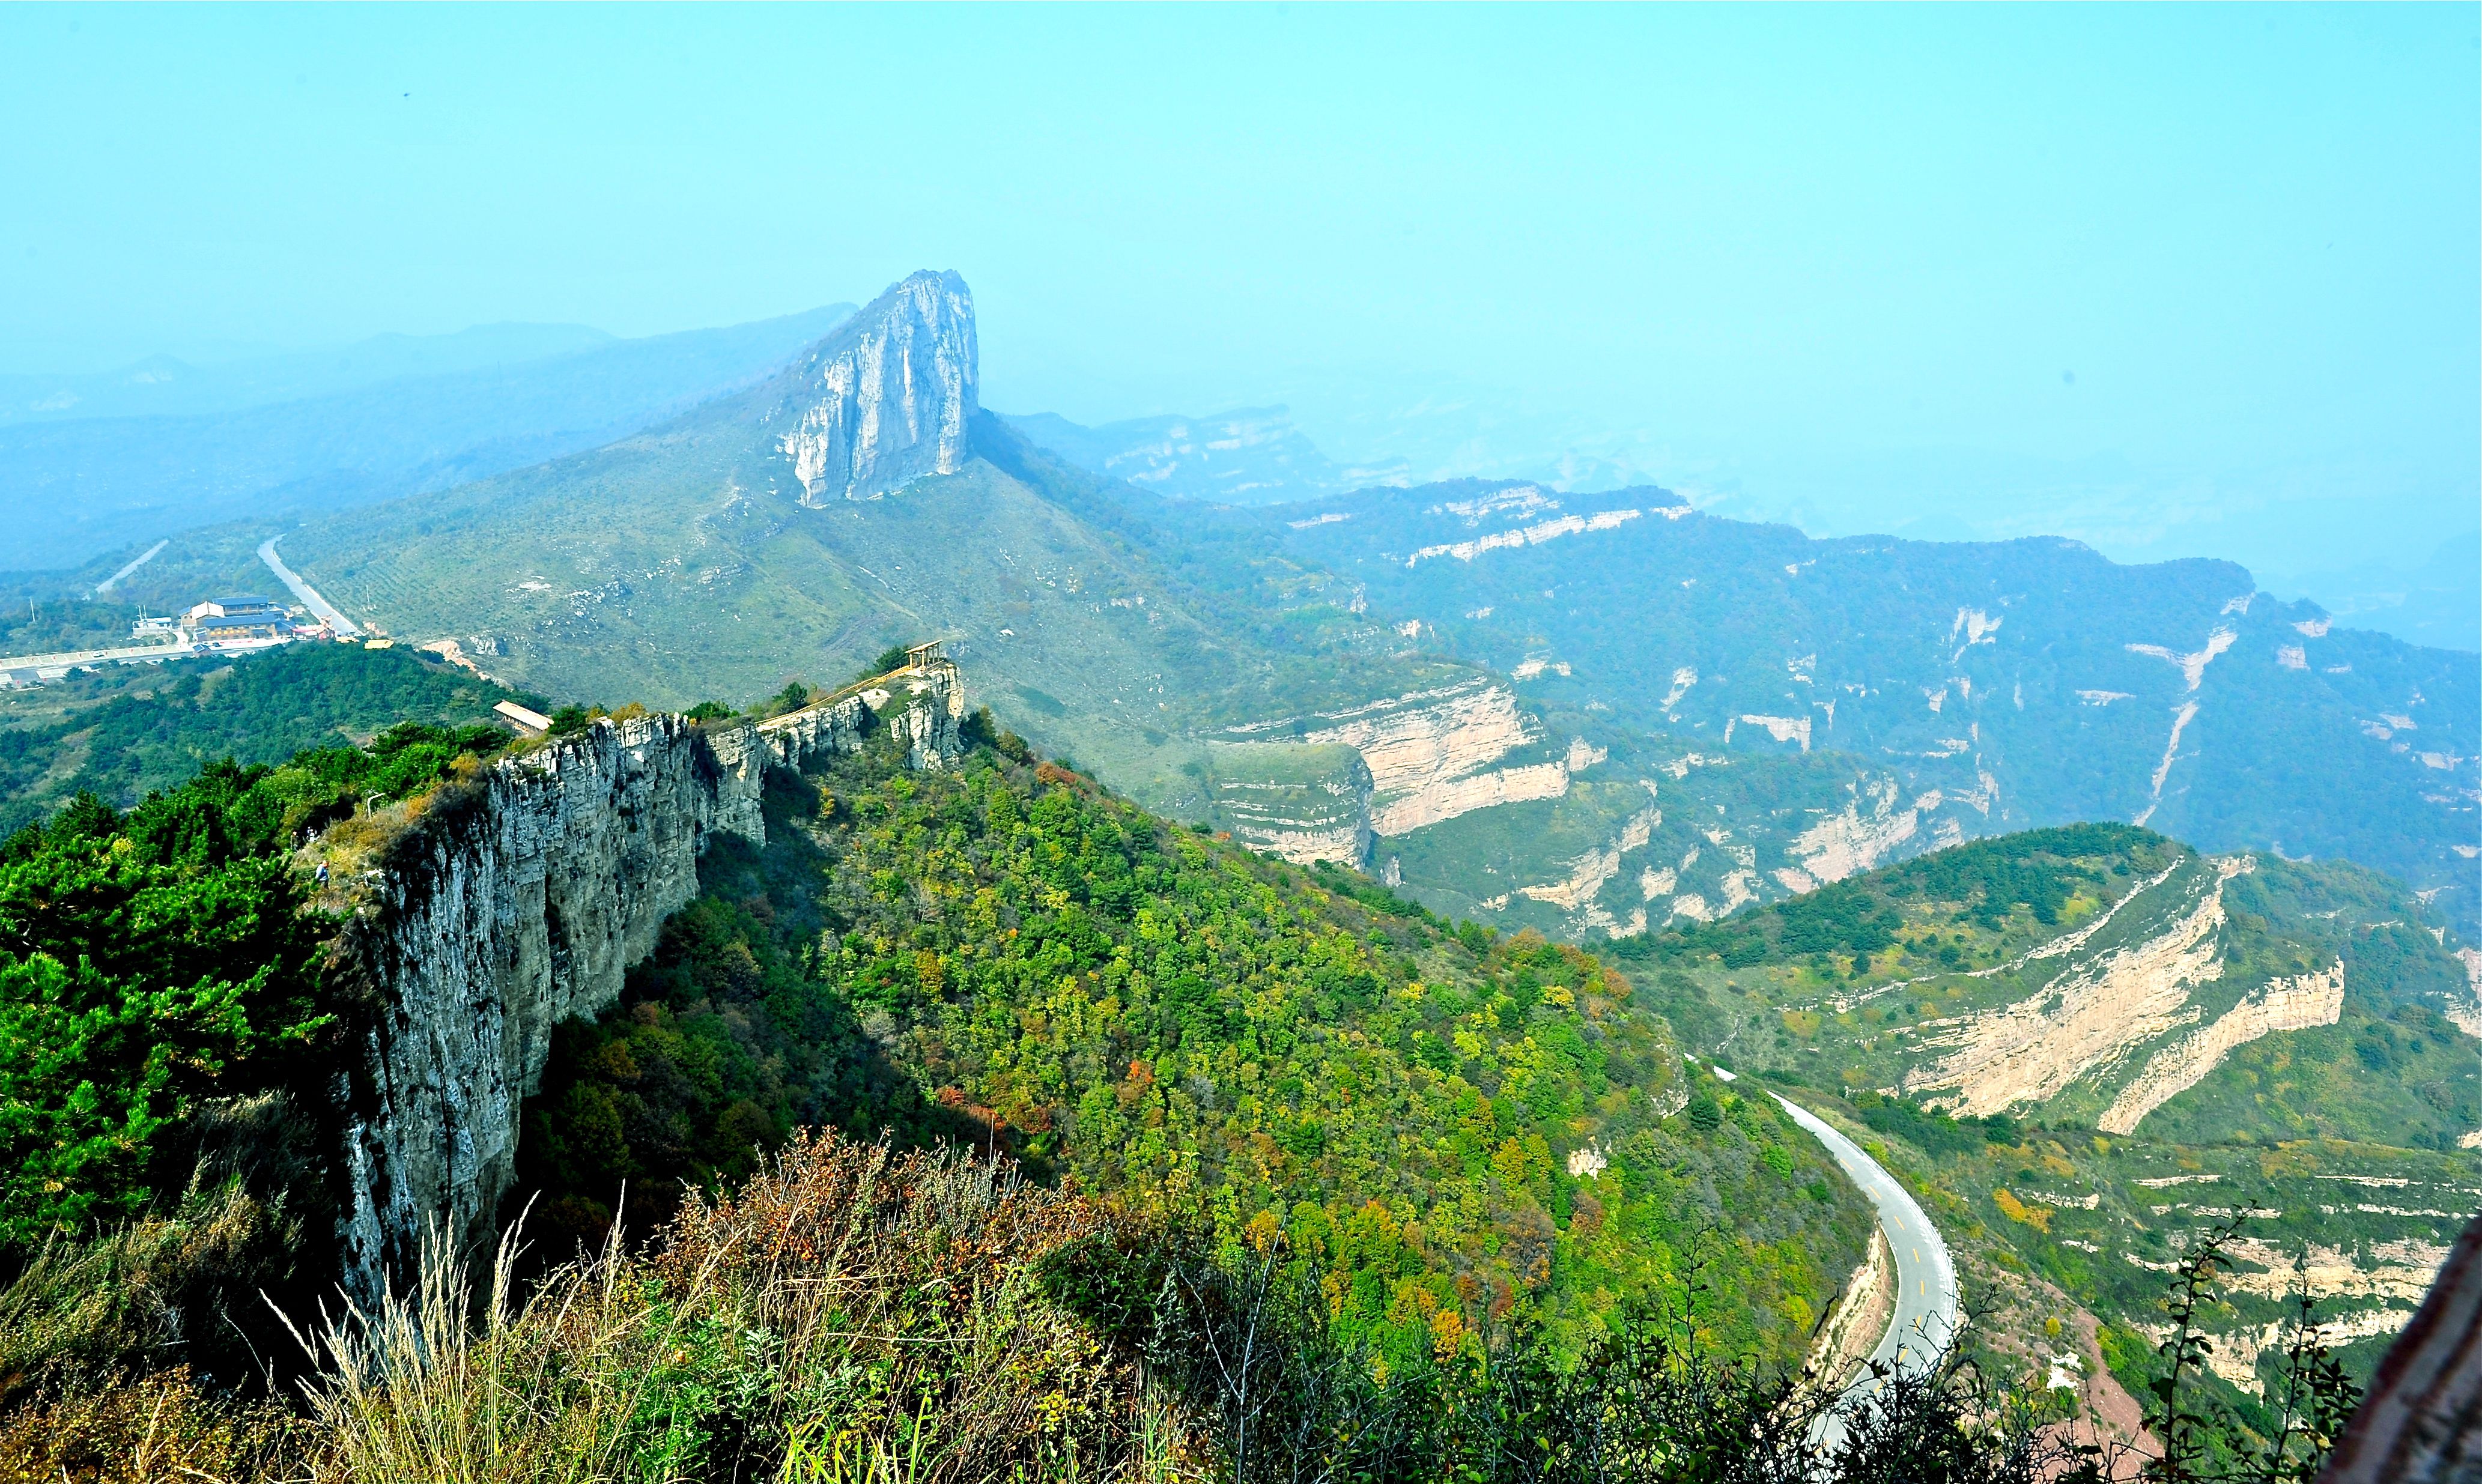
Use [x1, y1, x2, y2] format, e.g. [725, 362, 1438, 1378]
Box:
[321, 659, 963, 1301]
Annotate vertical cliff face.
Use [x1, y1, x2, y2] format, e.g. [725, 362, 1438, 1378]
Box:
[775, 270, 978, 504]
[329, 661, 963, 1300]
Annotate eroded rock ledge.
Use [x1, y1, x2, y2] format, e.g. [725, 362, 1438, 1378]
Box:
[326, 661, 963, 1300]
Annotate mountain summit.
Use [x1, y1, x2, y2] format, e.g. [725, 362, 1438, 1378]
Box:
[772, 269, 977, 503]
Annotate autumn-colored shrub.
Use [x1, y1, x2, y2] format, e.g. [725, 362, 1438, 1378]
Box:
[0, 1368, 306, 1484]
[294, 1130, 1180, 1484]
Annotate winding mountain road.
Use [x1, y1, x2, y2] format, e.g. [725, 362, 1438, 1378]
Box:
[1771, 1092, 1959, 1380]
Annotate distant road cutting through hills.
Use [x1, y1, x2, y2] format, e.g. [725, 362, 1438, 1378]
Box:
[259, 535, 362, 637]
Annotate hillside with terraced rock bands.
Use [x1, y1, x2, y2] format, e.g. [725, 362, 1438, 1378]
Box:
[207, 270, 2477, 953]
[1610, 822, 2482, 1425]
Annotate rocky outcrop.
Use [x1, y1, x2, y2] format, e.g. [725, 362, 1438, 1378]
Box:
[755, 660, 968, 774]
[1807, 1228, 1895, 1390]
[1405, 504, 1647, 566]
[1517, 800, 1660, 936]
[1792, 779, 1923, 884]
[1205, 740, 1373, 865]
[2098, 962, 2345, 1134]
[327, 661, 964, 1301]
[777, 271, 977, 504]
[2445, 948, 2482, 1040]
[1228, 678, 1586, 842]
[1906, 858, 2248, 1116]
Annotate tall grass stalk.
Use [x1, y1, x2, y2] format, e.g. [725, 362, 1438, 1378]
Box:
[285, 1210, 721, 1484]
[276, 1133, 1168, 1483]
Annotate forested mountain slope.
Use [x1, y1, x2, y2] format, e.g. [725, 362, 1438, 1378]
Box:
[515, 735, 1875, 1366]
[0, 667, 1872, 1411]
[1246, 480, 2480, 935]
[1611, 822, 2482, 1414]
[0, 691, 2297, 1480]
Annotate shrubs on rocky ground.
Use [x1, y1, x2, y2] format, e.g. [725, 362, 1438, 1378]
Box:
[0, 1125, 2365, 1483]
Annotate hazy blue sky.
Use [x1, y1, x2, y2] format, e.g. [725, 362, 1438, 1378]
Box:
[5, 5, 2475, 594]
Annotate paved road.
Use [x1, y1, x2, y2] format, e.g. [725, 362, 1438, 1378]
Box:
[93, 538, 168, 595]
[1753, 1086, 1960, 1460]
[0, 635, 297, 681]
[0, 637, 196, 676]
[1771, 1093, 1958, 1380]
[259, 535, 362, 637]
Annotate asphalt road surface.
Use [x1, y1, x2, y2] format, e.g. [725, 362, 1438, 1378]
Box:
[1773, 1092, 1959, 1376]
[259, 535, 362, 637]
[1764, 1087, 1961, 1457]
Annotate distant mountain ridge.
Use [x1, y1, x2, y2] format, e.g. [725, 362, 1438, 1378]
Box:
[1000, 405, 1402, 504]
[1243, 477, 2480, 937]
[258, 272, 2478, 942]
[0, 321, 621, 425]
[0, 305, 854, 571]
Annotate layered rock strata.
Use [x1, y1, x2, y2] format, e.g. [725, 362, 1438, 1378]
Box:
[1227, 679, 1585, 847]
[1905, 858, 2248, 1116]
[2098, 962, 2346, 1134]
[329, 661, 963, 1301]
[1205, 740, 1374, 865]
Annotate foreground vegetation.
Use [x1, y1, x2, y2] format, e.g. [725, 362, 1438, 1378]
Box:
[0, 1128, 2376, 1483]
[0, 641, 531, 838]
[0, 680, 2412, 1482]
[519, 728, 1873, 1368]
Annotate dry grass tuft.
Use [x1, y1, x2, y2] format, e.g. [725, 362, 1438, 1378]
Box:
[287, 1130, 1191, 1483]
[0, 1368, 306, 1484]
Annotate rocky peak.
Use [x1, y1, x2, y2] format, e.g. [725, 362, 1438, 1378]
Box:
[776, 270, 978, 504]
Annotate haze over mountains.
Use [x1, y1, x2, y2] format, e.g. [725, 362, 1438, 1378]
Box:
[0, 304, 854, 571]
[1010, 402, 2482, 655]
[10, 286, 2472, 656]
[2, 270, 2475, 1462]
[109, 269, 2463, 943]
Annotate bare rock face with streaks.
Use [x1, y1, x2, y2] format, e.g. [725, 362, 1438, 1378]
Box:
[775, 270, 978, 504]
[326, 661, 965, 1301]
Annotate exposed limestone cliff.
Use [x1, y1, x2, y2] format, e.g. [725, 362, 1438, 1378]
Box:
[1228, 679, 1587, 845]
[1404, 503, 1646, 566]
[1792, 778, 1923, 885]
[2447, 948, 2482, 1039]
[755, 662, 967, 774]
[777, 271, 977, 504]
[327, 661, 964, 1301]
[1204, 739, 1373, 865]
[1807, 1228, 1895, 1389]
[1517, 802, 1661, 933]
[2098, 962, 2346, 1134]
[1906, 858, 2249, 1116]
[2137, 1238, 2434, 1396]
